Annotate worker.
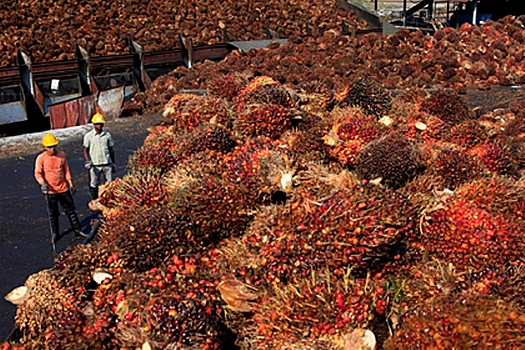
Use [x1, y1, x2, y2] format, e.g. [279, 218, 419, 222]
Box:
[34, 133, 88, 242]
[83, 113, 116, 200]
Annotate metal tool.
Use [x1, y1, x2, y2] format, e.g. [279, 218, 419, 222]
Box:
[42, 192, 56, 255]
[82, 216, 102, 245]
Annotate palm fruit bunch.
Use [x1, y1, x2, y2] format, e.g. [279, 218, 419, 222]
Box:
[503, 115, 525, 150]
[221, 141, 295, 203]
[331, 78, 392, 118]
[168, 175, 256, 242]
[160, 93, 201, 127]
[479, 264, 525, 310]
[278, 113, 332, 167]
[387, 259, 461, 321]
[509, 136, 525, 170]
[496, 109, 525, 162]
[388, 88, 428, 120]
[162, 94, 233, 131]
[389, 89, 448, 144]
[386, 261, 524, 328]
[233, 103, 295, 140]
[164, 150, 228, 195]
[468, 140, 521, 177]
[237, 76, 281, 96]
[53, 244, 112, 295]
[240, 271, 387, 350]
[443, 119, 489, 148]
[99, 206, 206, 272]
[240, 181, 416, 286]
[128, 125, 178, 173]
[234, 76, 302, 139]
[235, 84, 301, 110]
[291, 163, 360, 199]
[384, 294, 525, 349]
[12, 269, 109, 349]
[111, 272, 233, 349]
[429, 148, 483, 189]
[323, 106, 388, 168]
[231, 77, 305, 140]
[397, 172, 443, 210]
[507, 99, 525, 119]
[128, 144, 177, 174]
[296, 77, 335, 110]
[355, 133, 425, 189]
[412, 199, 523, 272]
[420, 89, 471, 125]
[454, 175, 525, 231]
[136, 294, 231, 349]
[171, 123, 238, 164]
[294, 74, 334, 98]
[206, 74, 244, 101]
[86, 250, 233, 350]
[98, 167, 168, 210]
[398, 113, 448, 144]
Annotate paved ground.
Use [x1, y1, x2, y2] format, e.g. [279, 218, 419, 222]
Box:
[0, 113, 162, 341]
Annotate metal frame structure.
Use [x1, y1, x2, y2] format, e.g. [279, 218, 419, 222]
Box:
[370, 0, 470, 26]
[0, 20, 383, 135]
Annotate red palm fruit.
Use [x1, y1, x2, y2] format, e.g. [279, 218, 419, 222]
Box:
[415, 199, 522, 272]
[468, 141, 520, 177]
[431, 148, 482, 189]
[355, 133, 425, 189]
[384, 294, 525, 350]
[421, 89, 470, 125]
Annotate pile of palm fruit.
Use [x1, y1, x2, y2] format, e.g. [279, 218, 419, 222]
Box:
[3, 19, 525, 350]
[4, 71, 525, 349]
[134, 16, 525, 113]
[0, 0, 365, 66]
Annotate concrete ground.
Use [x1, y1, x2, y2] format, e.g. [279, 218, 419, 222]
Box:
[0, 113, 162, 341]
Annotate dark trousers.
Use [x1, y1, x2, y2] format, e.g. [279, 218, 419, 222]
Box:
[46, 191, 82, 236]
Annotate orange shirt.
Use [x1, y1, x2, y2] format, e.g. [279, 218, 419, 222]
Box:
[34, 150, 72, 194]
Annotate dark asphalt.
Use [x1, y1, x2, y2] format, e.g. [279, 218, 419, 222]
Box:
[0, 114, 162, 341]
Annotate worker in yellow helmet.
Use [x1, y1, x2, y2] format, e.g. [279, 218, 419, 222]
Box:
[34, 133, 88, 246]
[83, 113, 116, 201]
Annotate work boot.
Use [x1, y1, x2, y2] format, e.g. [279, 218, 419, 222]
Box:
[66, 211, 88, 239]
[75, 231, 89, 239]
[89, 187, 99, 201]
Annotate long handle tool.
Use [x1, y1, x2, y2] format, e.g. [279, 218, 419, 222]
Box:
[82, 216, 102, 245]
[43, 192, 56, 255]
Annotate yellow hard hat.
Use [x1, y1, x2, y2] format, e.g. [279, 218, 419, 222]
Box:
[91, 113, 105, 124]
[42, 133, 59, 147]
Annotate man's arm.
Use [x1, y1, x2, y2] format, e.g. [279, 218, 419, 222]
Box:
[109, 146, 115, 164]
[65, 169, 75, 194]
[83, 146, 91, 162]
[34, 154, 45, 185]
[83, 133, 91, 162]
[62, 153, 73, 188]
[63, 156, 76, 195]
[108, 133, 116, 164]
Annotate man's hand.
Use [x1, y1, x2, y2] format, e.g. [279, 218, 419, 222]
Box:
[40, 183, 49, 193]
[69, 185, 76, 196]
[84, 161, 93, 170]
